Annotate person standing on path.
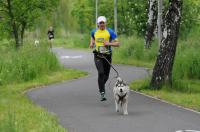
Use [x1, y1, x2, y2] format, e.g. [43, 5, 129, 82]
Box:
[47, 26, 54, 49]
[89, 16, 120, 101]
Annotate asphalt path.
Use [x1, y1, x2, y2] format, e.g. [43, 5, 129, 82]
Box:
[28, 48, 200, 132]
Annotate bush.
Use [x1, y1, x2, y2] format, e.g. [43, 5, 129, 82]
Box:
[173, 38, 200, 80]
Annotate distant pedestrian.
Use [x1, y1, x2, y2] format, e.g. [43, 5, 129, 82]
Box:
[89, 16, 120, 101]
[47, 26, 54, 48]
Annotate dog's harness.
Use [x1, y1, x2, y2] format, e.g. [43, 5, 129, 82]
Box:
[117, 93, 127, 104]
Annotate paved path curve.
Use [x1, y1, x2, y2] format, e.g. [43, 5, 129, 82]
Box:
[28, 48, 200, 132]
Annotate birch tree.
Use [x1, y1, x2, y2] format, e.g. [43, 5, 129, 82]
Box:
[145, 0, 157, 48]
[145, 0, 183, 88]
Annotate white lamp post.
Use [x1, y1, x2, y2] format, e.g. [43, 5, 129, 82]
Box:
[96, 0, 98, 28]
[114, 0, 118, 35]
[157, 0, 163, 46]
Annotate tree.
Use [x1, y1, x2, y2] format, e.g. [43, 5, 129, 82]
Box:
[146, 0, 183, 88]
[145, 0, 157, 48]
[118, 0, 148, 36]
[0, 0, 58, 49]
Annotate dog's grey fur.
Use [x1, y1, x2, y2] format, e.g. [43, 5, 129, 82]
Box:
[113, 77, 129, 115]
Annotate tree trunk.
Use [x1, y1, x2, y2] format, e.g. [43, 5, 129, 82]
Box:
[150, 0, 182, 89]
[13, 25, 19, 49]
[20, 22, 26, 46]
[7, 0, 20, 49]
[145, 0, 157, 49]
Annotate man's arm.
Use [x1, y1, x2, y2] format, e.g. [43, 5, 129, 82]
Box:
[104, 40, 120, 47]
[89, 37, 95, 48]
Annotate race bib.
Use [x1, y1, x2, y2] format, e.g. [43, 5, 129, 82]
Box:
[98, 46, 109, 54]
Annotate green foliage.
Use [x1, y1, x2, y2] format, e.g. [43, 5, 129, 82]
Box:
[0, 42, 61, 85]
[70, 0, 200, 38]
[113, 36, 158, 67]
[174, 49, 200, 80]
[0, 0, 59, 46]
[71, 0, 148, 35]
[49, 0, 78, 35]
[114, 33, 200, 87]
[172, 34, 200, 90]
[71, 0, 95, 33]
[179, 0, 200, 38]
[118, 0, 148, 36]
[54, 33, 90, 49]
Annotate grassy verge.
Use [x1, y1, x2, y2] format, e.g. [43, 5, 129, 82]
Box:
[0, 40, 88, 132]
[130, 79, 200, 112]
[0, 69, 87, 132]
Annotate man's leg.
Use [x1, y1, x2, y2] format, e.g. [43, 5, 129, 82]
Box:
[103, 55, 112, 84]
[94, 55, 105, 94]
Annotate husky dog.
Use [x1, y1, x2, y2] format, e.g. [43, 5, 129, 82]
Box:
[113, 77, 129, 115]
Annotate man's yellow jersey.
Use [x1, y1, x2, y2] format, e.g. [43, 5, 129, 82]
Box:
[91, 28, 118, 54]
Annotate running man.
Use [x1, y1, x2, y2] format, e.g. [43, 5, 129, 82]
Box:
[89, 16, 120, 101]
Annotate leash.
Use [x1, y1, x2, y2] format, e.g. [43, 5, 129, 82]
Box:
[95, 52, 119, 78]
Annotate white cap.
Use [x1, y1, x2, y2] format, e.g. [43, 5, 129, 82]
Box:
[97, 16, 106, 24]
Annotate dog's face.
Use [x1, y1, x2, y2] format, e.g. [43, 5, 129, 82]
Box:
[114, 77, 129, 96]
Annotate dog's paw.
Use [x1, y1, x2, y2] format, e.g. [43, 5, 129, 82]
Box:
[116, 107, 119, 112]
[123, 111, 128, 115]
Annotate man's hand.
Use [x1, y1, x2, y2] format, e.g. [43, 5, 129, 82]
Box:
[89, 38, 95, 48]
[103, 41, 110, 46]
[104, 40, 120, 47]
[89, 43, 94, 48]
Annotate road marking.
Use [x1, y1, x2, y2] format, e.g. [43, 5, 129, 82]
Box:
[61, 55, 83, 59]
[176, 130, 200, 132]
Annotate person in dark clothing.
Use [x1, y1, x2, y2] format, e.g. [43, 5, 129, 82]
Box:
[90, 16, 120, 101]
[47, 26, 54, 48]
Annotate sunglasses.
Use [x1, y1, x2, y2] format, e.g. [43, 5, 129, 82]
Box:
[99, 22, 105, 24]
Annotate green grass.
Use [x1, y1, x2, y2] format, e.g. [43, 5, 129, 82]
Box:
[0, 69, 87, 132]
[112, 35, 158, 67]
[0, 42, 62, 85]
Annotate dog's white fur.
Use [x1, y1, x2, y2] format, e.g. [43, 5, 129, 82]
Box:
[113, 77, 129, 115]
[34, 39, 39, 47]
